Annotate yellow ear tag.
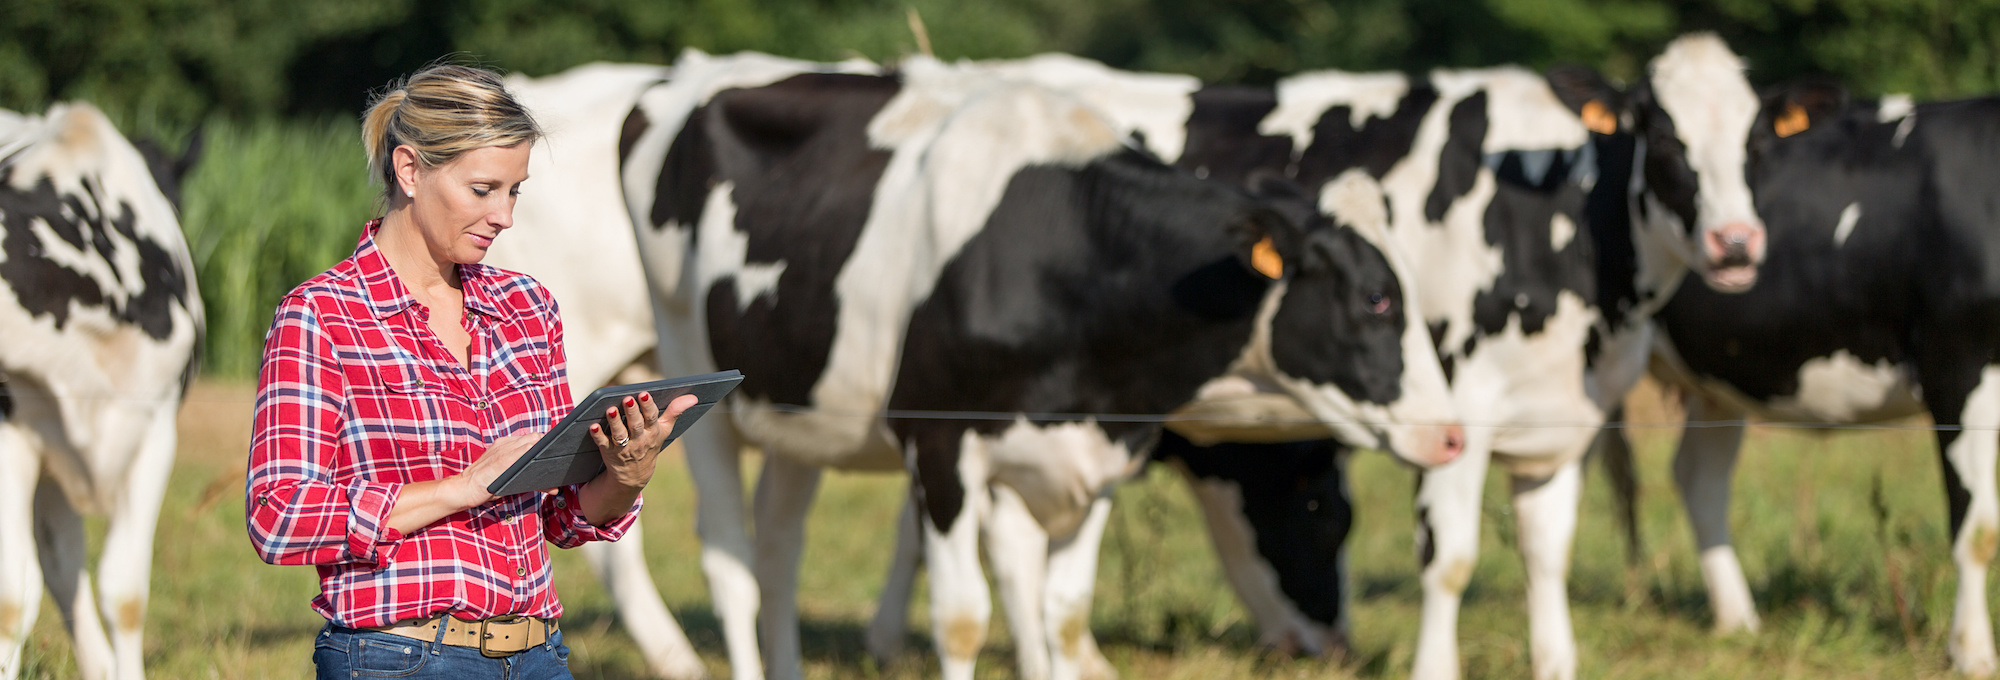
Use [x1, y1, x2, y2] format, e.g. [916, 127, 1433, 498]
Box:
[1581, 100, 1618, 135]
[1774, 102, 1810, 138]
[1250, 235, 1284, 279]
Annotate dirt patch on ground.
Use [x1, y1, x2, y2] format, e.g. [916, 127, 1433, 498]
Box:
[177, 381, 256, 467]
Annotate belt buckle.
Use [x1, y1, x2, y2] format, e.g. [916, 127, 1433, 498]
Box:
[478, 615, 527, 658]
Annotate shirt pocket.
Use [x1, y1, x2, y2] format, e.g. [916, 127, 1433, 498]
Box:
[489, 353, 557, 435]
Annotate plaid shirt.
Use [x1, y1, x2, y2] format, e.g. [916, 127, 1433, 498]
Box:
[247, 220, 639, 628]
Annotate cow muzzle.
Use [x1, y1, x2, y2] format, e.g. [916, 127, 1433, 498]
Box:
[1701, 221, 1765, 292]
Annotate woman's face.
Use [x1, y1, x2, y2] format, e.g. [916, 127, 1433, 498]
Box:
[401, 142, 531, 266]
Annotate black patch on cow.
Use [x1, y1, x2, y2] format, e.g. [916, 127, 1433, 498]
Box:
[1466, 145, 1596, 338]
[674, 73, 900, 407]
[1427, 320, 1455, 382]
[1161, 430, 1352, 627]
[1268, 224, 1408, 405]
[894, 150, 1340, 530]
[1177, 86, 1295, 186]
[0, 377, 11, 418]
[1631, 82, 1701, 236]
[1294, 83, 1439, 187]
[647, 104, 719, 236]
[617, 108, 650, 170]
[1587, 130, 1641, 324]
[0, 176, 187, 340]
[1425, 92, 1489, 223]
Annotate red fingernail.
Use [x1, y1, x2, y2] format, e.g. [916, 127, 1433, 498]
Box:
[590, 424, 600, 432]
[624, 397, 634, 406]
[640, 393, 651, 401]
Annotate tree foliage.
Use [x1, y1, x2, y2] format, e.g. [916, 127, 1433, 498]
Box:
[6, 0, 2000, 130]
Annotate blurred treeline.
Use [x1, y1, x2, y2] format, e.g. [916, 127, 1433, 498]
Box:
[7, 0, 1999, 378]
[7, 0, 2000, 129]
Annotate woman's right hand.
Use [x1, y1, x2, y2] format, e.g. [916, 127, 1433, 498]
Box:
[450, 433, 540, 507]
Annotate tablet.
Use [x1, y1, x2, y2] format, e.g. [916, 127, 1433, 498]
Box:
[486, 370, 743, 496]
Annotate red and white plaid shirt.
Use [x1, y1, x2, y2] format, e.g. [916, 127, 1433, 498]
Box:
[247, 220, 639, 628]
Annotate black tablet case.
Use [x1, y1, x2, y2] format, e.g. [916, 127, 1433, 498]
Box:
[486, 370, 743, 496]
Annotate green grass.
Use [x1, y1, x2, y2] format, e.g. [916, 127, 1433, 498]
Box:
[15, 384, 1973, 678]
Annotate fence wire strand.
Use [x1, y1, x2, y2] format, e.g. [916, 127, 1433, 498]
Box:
[16, 389, 1986, 432]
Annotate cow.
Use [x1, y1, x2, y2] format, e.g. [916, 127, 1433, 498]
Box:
[1600, 32, 2000, 676]
[855, 56, 1672, 680]
[846, 53, 1732, 680]
[0, 102, 204, 680]
[612, 53, 1464, 680]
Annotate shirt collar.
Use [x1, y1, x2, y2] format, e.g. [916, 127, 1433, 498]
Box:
[353, 219, 516, 322]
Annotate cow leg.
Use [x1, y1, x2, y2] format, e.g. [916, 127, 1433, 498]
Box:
[0, 421, 45, 680]
[683, 422, 763, 680]
[1043, 493, 1113, 680]
[1932, 365, 2000, 676]
[918, 434, 993, 680]
[751, 454, 823, 680]
[1179, 465, 1328, 656]
[1411, 429, 1493, 680]
[1671, 396, 1758, 633]
[36, 474, 111, 680]
[985, 484, 1050, 680]
[864, 494, 923, 664]
[1511, 458, 1584, 680]
[95, 408, 174, 680]
[580, 524, 708, 680]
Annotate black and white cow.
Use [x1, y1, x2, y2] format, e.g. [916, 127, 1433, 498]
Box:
[983, 61, 1644, 680]
[0, 103, 203, 679]
[613, 53, 1463, 680]
[1604, 33, 2000, 676]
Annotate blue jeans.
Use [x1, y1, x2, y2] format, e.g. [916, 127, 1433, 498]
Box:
[313, 621, 573, 679]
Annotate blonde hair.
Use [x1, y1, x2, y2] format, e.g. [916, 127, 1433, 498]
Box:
[361, 63, 541, 197]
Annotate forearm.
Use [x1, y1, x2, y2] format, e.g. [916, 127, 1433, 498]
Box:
[384, 477, 484, 535]
[577, 473, 643, 527]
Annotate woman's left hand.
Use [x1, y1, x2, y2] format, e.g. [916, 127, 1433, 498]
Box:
[588, 391, 699, 490]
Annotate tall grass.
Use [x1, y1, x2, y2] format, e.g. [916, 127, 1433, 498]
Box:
[177, 117, 377, 377]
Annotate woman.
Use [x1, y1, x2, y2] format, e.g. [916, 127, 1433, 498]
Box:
[246, 63, 694, 679]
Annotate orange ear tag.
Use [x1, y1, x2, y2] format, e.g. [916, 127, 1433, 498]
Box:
[1581, 100, 1618, 135]
[1774, 102, 1810, 137]
[1251, 235, 1284, 279]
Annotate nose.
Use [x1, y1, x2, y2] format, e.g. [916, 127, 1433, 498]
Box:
[1436, 423, 1465, 465]
[1704, 221, 1764, 266]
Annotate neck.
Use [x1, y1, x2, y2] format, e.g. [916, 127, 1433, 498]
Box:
[376, 205, 459, 294]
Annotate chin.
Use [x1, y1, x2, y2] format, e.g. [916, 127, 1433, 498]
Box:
[1701, 264, 1758, 292]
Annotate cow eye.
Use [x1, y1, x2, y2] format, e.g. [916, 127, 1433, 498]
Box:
[1367, 291, 1391, 315]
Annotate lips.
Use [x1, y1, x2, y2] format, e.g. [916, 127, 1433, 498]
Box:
[469, 233, 495, 248]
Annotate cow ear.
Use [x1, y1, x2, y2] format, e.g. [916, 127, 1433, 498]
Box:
[1764, 77, 1846, 138]
[1231, 209, 1292, 280]
[1545, 64, 1624, 134]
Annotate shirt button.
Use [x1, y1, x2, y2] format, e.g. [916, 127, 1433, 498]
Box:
[476, 398, 489, 409]
[515, 567, 527, 577]
[553, 497, 567, 509]
[257, 496, 268, 506]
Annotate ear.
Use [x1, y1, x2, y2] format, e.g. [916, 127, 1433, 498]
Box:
[1232, 207, 1298, 281]
[1763, 77, 1846, 138]
[1545, 64, 1624, 134]
[392, 144, 422, 198]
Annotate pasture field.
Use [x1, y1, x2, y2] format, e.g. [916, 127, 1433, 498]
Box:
[12, 379, 1973, 679]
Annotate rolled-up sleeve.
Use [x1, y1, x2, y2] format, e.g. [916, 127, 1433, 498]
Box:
[246, 295, 404, 565]
[542, 484, 641, 548]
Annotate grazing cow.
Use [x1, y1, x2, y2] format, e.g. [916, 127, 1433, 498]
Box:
[864, 54, 1741, 680]
[484, 54, 879, 680]
[614, 54, 1463, 680]
[0, 103, 203, 680]
[1604, 33, 2000, 676]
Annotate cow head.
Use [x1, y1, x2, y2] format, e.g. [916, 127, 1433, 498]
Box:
[1627, 33, 1793, 293]
[1182, 173, 1463, 468]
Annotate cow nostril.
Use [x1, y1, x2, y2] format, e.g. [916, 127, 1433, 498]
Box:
[1441, 425, 1465, 456]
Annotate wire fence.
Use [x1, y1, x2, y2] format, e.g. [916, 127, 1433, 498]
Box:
[13, 388, 1976, 433]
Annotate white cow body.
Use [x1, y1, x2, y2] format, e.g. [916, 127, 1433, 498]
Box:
[0, 103, 203, 680]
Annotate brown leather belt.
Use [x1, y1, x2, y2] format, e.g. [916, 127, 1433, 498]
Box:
[367, 615, 555, 657]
